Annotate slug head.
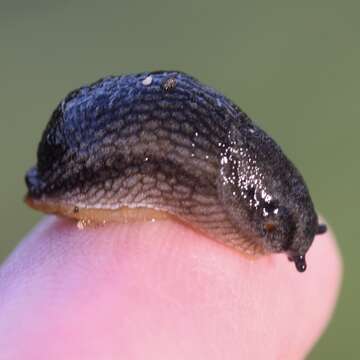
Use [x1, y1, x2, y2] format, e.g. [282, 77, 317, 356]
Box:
[218, 123, 326, 271]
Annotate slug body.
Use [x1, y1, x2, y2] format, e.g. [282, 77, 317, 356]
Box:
[25, 71, 326, 272]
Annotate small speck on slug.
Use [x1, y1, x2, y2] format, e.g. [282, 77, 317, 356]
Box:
[162, 77, 177, 92]
[24, 70, 327, 272]
[142, 75, 152, 86]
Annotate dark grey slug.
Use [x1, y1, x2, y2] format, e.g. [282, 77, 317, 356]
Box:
[25, 70, 327, 272]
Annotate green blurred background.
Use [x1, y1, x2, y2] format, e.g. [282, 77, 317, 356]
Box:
[0, 0, 358, 357]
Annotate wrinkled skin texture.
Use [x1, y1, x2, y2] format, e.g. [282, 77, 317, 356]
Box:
[25, 71, 325, 271]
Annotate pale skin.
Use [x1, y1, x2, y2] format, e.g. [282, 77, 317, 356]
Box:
[0, 215, 342, 359]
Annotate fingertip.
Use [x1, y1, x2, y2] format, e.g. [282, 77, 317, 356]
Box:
[0, 216, 342, 359]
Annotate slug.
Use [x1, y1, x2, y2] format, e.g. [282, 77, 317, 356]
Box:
[25, 70, 327, 272]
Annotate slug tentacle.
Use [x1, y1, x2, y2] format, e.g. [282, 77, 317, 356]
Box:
[25, 70, 326, 272]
